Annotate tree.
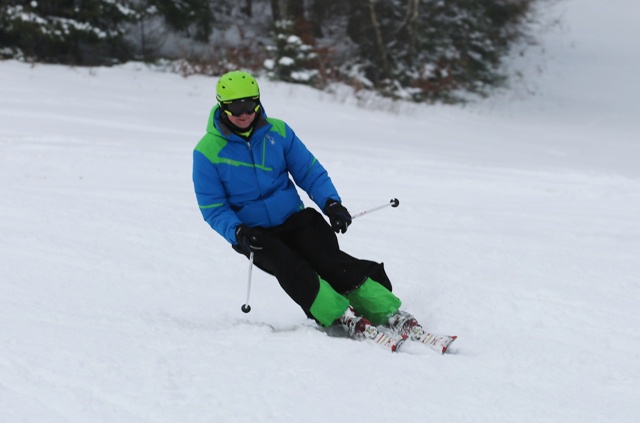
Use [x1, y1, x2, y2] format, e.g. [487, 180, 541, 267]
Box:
[0, 0, 136, 65]
[343, 0, 536, 102]
[152, 0, 213, 42]
[264, 19, 319, 85]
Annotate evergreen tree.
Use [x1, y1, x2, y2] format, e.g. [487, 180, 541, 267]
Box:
[153, 0, 213, 42]
[0, 0, 136, 65]
[264, 19, 319, 86]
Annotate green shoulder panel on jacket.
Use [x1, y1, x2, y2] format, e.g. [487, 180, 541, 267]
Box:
[266, 117, 287, 137]
[195, 132, 255, 167]
[195, 133, 231, 165]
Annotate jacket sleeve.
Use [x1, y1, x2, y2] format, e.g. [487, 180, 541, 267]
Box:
[281, 123, 340, 211]
[193, 150, 242, 244]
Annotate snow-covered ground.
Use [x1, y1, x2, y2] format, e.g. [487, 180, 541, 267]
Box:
[1, 1, 639, 422]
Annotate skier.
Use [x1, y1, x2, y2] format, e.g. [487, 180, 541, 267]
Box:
[192, 70, 456, 353]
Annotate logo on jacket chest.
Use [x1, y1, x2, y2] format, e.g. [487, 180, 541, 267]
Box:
[265, 134, 276, 145]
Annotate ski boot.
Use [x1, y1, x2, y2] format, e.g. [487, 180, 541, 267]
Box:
[338, 307, 407, 352]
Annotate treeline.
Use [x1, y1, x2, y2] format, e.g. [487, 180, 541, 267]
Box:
[0, 0, 541, 102]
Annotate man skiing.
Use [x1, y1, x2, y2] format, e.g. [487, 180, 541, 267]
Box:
[192, 70, 456, 353]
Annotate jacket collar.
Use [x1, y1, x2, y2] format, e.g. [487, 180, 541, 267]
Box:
[209, 104, 269, 142]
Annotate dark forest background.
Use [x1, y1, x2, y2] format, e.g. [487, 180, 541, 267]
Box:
[0, 0, 546, 103]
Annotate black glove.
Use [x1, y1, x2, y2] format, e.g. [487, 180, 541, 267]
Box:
[324, 199, 352, 234]
[235, 224, 263, 251]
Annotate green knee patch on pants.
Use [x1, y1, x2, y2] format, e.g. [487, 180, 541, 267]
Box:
[309, 278, 350, 327]
[347, 278, 401, 325]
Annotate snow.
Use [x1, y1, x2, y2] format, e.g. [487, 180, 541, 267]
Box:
[1, 1, 639, 422]
[277, 56, 295, 66]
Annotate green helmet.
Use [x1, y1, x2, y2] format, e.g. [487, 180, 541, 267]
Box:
[216, 70, 260, 102]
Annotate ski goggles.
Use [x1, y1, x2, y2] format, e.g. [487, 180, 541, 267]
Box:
[221, 97, 261, 117]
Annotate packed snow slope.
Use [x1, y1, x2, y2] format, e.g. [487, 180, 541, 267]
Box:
[1, 1, 639, 422]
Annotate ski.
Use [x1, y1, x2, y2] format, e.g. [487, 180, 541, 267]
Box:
[408, 332, 457, 354]
[366, 330, 408, 353]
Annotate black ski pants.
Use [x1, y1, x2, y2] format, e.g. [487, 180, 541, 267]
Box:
[233, 208, 392, 318]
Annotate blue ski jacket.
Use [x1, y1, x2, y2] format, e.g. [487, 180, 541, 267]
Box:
[193, 105, 340, 244]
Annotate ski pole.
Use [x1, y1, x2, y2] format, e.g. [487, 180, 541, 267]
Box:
[241, 252, 254, 313]
[351, 198, 400, 220]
